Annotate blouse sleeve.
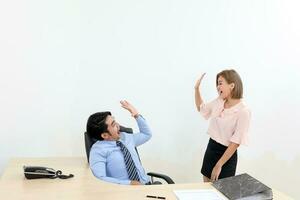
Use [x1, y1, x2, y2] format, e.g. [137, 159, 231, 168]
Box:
[230, 108, 251, 145]
[199, 98, 222, 120]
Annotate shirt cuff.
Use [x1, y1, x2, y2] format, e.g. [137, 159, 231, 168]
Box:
[135, 114, 144, 120]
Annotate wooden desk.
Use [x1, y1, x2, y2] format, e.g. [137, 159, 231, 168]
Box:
[0, 157, 294, 200]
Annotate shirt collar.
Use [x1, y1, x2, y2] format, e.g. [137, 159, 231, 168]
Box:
[223, 101, 245, 114]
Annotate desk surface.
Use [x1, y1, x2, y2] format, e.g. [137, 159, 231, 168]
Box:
[0, 157, 294, 200]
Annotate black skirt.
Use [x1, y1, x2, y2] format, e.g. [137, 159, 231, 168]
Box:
[201, 138, 237, 179]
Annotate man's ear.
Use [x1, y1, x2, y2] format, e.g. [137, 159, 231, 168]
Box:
[101, 132, 109, 140]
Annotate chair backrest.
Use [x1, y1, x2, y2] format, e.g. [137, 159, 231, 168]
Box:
[84, 126, 133, 163]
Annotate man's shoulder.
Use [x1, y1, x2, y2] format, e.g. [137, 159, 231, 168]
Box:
[120, 132, 134, 141]
[91, 140, 110, 151]
[90, 141, 114, 158]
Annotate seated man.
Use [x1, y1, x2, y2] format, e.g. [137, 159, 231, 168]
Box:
[86, 100, 152, 185]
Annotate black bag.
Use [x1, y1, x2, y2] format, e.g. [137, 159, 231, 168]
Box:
[23, 166, 74, 179]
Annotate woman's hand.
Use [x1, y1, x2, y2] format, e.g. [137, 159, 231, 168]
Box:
[211, 164, 222, 181]
[194, 73, 206, 112]
[194, 73, 206, 89]
[120, 100, 139, 118]
[210, 143, 239, 181]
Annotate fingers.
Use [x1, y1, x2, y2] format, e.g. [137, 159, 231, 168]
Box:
[211, 173, 215, 182]
[199, 73, 206, 82]
[195, 73, 206, 88]
[210, 166, 220, 182]
[120, 102, 126, 109]
[119, 100, 139, 117]
[211, 173, 218, 181]
[120, 100, 128, 108]
[210, 170, 214, 181]
[120, 100, 135, 115]
[211, 172, 219, 182]
[121, 100, 128, 104]
[211, 174, 218, 182]
[120, 100, 130, 106]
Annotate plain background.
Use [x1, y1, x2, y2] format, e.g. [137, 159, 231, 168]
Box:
[0, 0, 299, 199]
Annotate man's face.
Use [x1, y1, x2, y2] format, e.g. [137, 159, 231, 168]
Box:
[101, 115, 120, 141]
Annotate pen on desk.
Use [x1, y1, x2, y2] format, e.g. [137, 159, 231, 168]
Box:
[146, 195, 166, 199]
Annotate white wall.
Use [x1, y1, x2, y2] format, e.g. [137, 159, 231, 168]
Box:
[0, 0, 299, 198]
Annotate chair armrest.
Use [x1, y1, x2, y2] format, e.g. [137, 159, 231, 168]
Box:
[147, 172, 175, 184]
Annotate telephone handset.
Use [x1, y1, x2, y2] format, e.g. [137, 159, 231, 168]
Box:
[23, 166, 74, 179]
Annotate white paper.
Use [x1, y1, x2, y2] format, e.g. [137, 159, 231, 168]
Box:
[173, 189, 227, 200]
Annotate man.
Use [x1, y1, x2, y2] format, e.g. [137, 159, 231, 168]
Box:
[86, 100, 152, 185]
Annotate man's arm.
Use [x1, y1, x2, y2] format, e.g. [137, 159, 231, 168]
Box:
[91, 162, 131, 185]
[132, 115, 152, 146]
[120, 100, 152, 146]
[89, 150, 131, 185]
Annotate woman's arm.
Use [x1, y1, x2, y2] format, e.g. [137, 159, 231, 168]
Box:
[194, 73, 206, 111]
[211, 142, 240, 181]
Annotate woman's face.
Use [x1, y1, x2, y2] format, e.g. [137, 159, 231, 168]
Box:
[217, 76, 234, 100]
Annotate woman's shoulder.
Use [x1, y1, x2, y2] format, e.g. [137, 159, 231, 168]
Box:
[237, 102, 251, 117]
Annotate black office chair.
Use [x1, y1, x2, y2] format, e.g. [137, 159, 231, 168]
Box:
[84, 126, 175, 184]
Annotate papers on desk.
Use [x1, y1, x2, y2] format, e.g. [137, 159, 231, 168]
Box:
[173, 189, 226, 200]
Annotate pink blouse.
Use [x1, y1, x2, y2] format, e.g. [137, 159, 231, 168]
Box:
[200, 98, 251, 146]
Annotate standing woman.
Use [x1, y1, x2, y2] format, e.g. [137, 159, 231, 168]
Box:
[194, 69, 251, 182]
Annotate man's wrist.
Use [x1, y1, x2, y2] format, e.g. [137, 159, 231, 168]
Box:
[133, 113, 139, 118]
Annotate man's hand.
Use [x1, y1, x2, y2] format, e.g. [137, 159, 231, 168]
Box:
[130, 180, 142, 185]
[194, 73, 206, 89]
[211, 164, 222, 181]
[120, 100, 139, 118]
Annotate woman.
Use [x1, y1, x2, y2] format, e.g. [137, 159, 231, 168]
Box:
[194, 69, 251, 182]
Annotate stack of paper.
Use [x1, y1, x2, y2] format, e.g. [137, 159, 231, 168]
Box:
[173, 189, 226, 200]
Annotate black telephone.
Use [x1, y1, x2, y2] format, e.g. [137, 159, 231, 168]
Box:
[23, 166, 74, 179]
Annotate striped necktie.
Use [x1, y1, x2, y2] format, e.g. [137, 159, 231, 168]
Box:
[116, 141, 140, 181]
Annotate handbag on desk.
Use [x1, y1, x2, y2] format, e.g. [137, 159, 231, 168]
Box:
[23, 166, 74, 179]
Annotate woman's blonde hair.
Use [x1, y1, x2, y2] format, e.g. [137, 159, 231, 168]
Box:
[216, 69, 243, 99]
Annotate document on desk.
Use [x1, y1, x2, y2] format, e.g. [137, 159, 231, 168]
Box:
[173, 189, 226, 200]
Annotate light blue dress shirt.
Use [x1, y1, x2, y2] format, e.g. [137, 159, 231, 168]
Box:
[89, 115, 152, 185]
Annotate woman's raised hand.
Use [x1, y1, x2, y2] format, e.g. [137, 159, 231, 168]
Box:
[194, 73, 206, 89]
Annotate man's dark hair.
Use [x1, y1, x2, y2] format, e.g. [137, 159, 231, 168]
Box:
[86, 111, 111, 140]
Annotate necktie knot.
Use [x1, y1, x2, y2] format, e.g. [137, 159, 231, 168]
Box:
[116, 141, 124, 150]
[116, 141, 122, 146]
